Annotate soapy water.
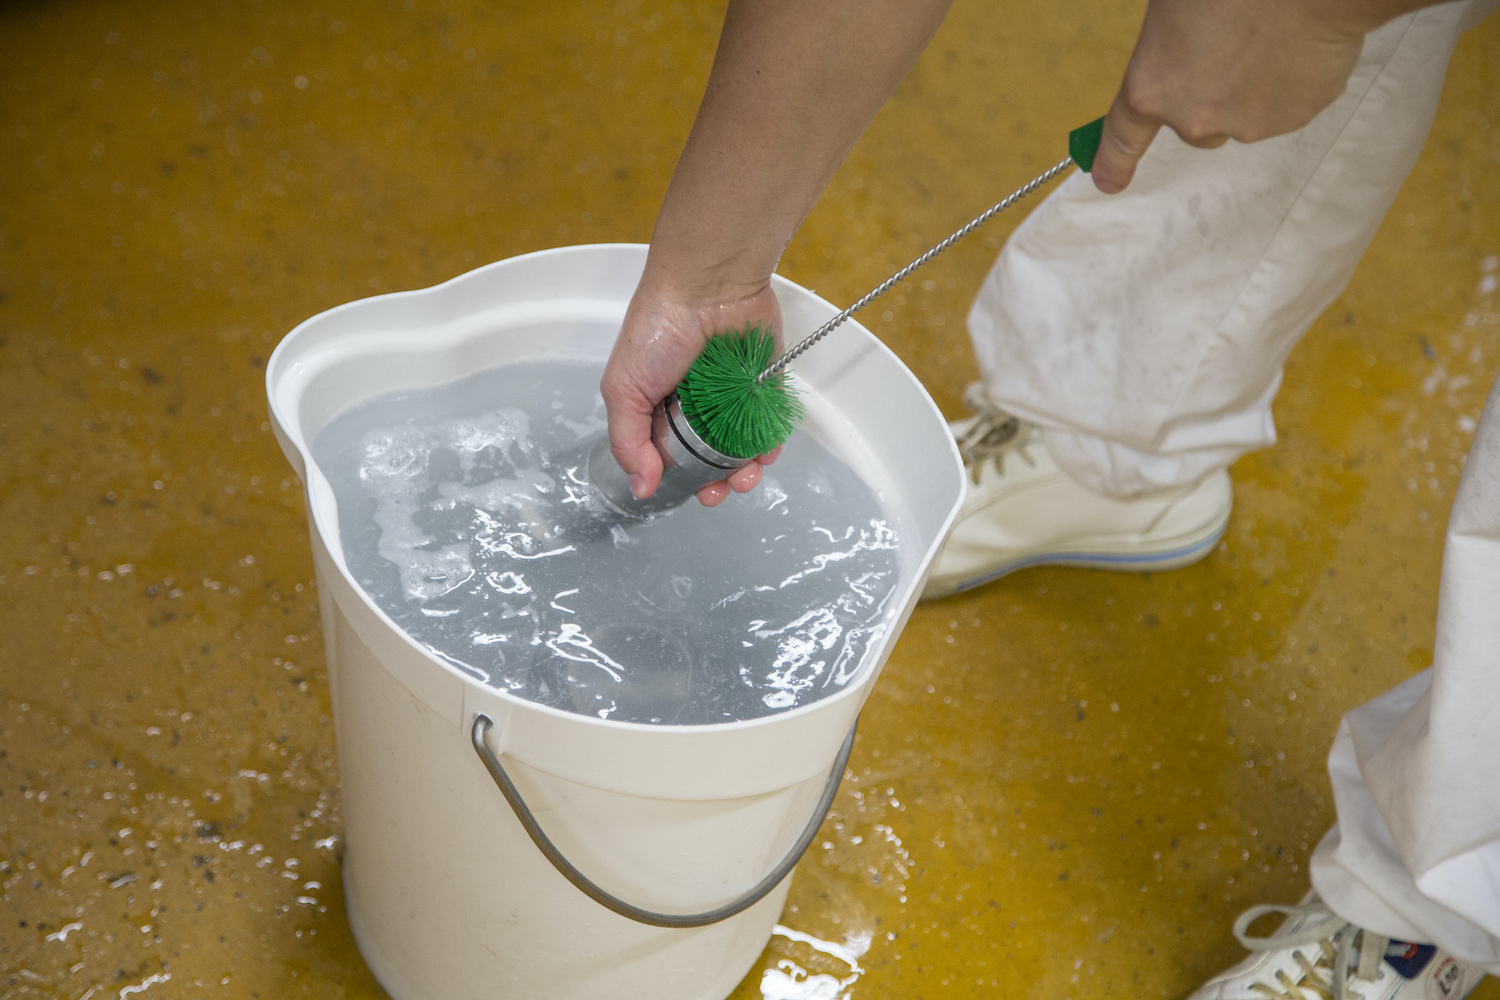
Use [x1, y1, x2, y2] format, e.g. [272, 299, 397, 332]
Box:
[312, 359, 905, 725]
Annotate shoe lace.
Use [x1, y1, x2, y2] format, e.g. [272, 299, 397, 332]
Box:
[1234, 901, 1392, 1000]
[956, 383, 1028, 486]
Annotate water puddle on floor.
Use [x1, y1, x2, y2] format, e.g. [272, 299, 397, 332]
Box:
[758, 925, 870, 1000]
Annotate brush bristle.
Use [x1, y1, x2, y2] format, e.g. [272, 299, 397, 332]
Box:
[677, 324, 804, 459]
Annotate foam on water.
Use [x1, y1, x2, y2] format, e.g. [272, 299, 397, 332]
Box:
[312, 359, 904, 725]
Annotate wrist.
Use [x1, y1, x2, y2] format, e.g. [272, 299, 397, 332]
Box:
[639, 229, 781, 307]
[640, 132, 812, 304]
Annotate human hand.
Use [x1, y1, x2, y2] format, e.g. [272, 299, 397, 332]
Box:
[1091, 0, 1370, 193]
[599, 276, 784, 508]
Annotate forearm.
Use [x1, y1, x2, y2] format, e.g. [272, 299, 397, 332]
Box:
[643, 0, 953, 302]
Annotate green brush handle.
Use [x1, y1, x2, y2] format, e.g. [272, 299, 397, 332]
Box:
[759, 117, 1106, 383]
[1069, 116, 1106, 173]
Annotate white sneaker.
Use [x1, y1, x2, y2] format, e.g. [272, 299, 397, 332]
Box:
[1190, 895, 1485, 1000]
[921, 383, 1232, 600]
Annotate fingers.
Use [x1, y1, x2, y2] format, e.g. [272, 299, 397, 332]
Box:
[727, 462, 762, 493]
[599, 372, 664, 499]
[696, 481, 729, 507]
[617, 438, 663, 499]
[694, 458, 765, 507]
[1090, 88, 1163, 195]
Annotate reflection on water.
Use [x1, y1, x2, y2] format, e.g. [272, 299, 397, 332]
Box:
[313, 359, 905, 725]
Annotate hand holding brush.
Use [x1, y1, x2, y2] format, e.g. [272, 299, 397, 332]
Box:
[593, 119, 1104, 518]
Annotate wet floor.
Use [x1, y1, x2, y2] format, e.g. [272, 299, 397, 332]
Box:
[2, 1, 1497, 997]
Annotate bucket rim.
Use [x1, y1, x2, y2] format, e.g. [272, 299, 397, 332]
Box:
[267, 242, 965, 737]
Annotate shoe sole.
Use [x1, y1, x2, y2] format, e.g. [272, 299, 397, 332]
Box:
[920, 503, 1230, 601]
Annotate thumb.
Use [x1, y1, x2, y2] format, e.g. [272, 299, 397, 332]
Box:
[1090, 89, 1161, 195]
[602, 381, 664, 499]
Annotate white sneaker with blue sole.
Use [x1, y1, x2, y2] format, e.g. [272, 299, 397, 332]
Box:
[1189, 895, 1485, 1000]
[921, 384, 1232, 601]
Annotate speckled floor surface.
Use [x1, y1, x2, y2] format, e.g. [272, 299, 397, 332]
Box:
[3, 2, 1498, 997]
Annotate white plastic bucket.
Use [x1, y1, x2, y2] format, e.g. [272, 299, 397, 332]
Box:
[265, 244, 964, 999]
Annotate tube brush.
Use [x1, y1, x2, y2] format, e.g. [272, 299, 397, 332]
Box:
[675, 323, 804, 460]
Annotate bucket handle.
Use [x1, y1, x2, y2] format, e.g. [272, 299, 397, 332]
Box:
[470, 713, 857, 929]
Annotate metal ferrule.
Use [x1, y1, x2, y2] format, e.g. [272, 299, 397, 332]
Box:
[587, 394, 751, 517]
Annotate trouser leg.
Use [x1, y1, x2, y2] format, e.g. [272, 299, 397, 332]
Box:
[1309, 367, 1500, 972]
[967, 1, 1480, 498]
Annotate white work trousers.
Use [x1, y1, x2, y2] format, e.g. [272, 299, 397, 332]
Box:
[968, 0, 1500, 972]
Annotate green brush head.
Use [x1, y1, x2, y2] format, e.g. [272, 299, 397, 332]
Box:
[676, 323, 804, 459]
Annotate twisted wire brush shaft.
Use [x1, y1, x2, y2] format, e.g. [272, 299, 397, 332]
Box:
[759, 154, 1076, 383]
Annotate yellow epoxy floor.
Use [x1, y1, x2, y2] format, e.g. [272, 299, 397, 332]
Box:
[2, 1, 1498, 997]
